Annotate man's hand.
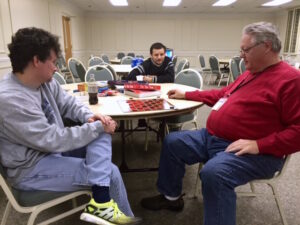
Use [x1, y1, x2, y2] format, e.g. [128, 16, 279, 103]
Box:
[167, 89, 186, 99]
[225, 139, 259, 156]
[88, 114, 112, 125]
[144, 76, 154, 83]
[103, 120, 117, 134]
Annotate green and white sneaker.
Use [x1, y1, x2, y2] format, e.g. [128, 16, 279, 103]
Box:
[80, 198, 141, 225]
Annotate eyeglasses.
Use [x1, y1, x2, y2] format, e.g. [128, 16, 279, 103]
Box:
[240, 42, 263, 55]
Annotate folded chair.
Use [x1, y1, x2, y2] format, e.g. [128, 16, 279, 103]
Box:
[0, 164, 91, 225]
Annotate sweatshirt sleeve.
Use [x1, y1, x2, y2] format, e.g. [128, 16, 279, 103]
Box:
[257, 77, 300, 157]
[156, 60, 175, 83]
[126, 64, 146, 81]
[50, 80, 93, 123]
[0, 95, 104, 153]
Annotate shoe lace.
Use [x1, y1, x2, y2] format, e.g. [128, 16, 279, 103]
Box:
[111, 200, 124, 221]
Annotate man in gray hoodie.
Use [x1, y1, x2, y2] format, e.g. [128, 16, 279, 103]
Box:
[0, 27, 139, 225]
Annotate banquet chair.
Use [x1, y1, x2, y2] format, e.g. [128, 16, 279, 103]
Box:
[175, 58, 189, 75]
[194, 154, 291, 225]
[232, 56, 242, 75]
[117, 52, 125, 59]
[85, 65, 115, 82]
[53, 72, 66, 85]
[88, 57, 104, 67]
[0, 164, 91, 225]
[239, 58, 246, 73]
[68, 58, 86, 82]
[229, 58, 241, 82]
[172, 55, 178, 68]
[164, 68, 203, 134]
[127, 53, 135, 57]
[209, 55, 230, 86]
[236, 154, 291, 225]
[105, 64, 118, 80]
[121, 56, 134, 65]
[101, 54, 110, 64]
[56, 55, 74, 83]
[198, 55, 211, 82]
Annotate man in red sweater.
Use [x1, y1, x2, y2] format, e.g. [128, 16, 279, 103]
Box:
[141, 22, 300, 225]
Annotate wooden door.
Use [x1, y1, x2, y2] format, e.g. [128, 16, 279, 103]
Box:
[62, 16, 72, 62]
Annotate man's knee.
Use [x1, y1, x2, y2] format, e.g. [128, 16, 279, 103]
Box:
[98, 132, 112, 142]
[200, 162, 229, 188]
[163, 132, 182, 151]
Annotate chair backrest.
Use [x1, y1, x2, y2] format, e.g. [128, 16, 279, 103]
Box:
[175, 68, 203, 89]
[172, 55, 178, 68]
[117, 52, 125, 59]
[127, 52, 135, 57]
[239, 58, 246, 74]
[105, 64, 118, 80]
[68, 58, 86, 82]
[229, 59, 240, 81]
[53, 72, 66, 85]
[232, 56, 241, 73]
[56, 55, 68, 70]
[88, 57, 104, 67]
[101, 54, 110, 64]
[85, 65, 115, 82]
[136, 55, 144, 59]
[121, 56, 134, 65]
[176, 58, 189, 74]
[209, 55, 221, 75]
[199, 55, 206, 69]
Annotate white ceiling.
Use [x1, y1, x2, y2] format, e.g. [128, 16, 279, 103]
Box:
[65, 0, 300, 14]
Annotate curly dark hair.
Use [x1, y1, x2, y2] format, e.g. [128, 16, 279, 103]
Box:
[8, 27, 61, 73]
[150, 42, 166, 54]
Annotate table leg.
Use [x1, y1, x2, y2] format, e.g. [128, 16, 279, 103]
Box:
[117, 120, 159, 173]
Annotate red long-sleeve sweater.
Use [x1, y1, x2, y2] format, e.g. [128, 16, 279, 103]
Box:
[185, 61, 300, 157]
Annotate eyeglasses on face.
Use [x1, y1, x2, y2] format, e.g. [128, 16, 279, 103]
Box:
[240, 42, 263, 55]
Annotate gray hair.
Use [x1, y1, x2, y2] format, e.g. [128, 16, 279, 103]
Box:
[242, 22, 281, 53]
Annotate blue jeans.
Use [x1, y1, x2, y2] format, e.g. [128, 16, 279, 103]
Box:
[15, 133, 133, 216]
[157, 129, 284, 225]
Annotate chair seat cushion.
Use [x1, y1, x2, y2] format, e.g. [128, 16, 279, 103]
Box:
[12, 188, 71, 207]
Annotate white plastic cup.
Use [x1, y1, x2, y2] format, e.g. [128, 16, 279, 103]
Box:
[136, 75, 144, 81]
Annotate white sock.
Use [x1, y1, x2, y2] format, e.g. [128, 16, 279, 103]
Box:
[165, 195, 180, 201]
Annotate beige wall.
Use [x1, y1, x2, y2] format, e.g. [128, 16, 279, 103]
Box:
[0, 0, 86, 79]
[84, 12, 289, 68]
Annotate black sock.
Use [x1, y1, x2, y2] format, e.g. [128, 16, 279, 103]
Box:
[92, 185, 110, 203]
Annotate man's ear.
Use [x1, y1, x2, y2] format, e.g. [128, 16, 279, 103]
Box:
[264, 41, 272, 53]
[32, 56, 40, 67]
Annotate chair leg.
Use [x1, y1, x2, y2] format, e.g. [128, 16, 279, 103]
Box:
[218, 74, 224, 87]
[207, 73, 212, 85]
[226, 75, 230, 86]
[269, 184, 288, 225]
[165, 124, 170, 135]
[1, 201, 12, 225]
[144, 120, 149, 151]
[193, 163, 203, 198]
[27, 211, 39, 225]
